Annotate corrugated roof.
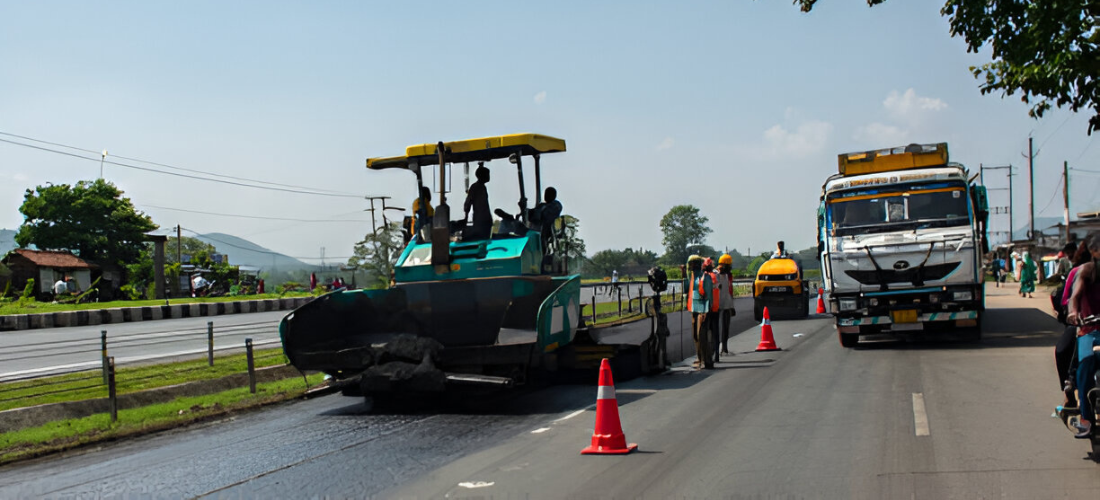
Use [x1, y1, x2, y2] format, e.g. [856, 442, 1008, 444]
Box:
[6, 249, 95, 269]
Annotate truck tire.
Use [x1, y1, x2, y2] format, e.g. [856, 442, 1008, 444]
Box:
[838, 330, 858, 348]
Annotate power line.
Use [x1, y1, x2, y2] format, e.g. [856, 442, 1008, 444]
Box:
[0, 130, 361, 196]
[140, 205, 371, 223]
[1035, 113, 1074, 153]
[179, 227, 352, 260]
[0, 136, 362, 198]
[1038, 176, 1063, 215]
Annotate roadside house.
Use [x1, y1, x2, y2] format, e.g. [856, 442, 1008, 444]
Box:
[1, 249, 96, 299]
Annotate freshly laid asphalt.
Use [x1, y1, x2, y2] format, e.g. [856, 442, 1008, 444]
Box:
[3, 286, 1093, 498]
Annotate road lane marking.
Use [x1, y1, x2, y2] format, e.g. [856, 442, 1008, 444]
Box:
[458, 481, 495, 488]
[912, 393, 930, 436]
[553, 409, 586, 423]
[531, 427, 550, 434]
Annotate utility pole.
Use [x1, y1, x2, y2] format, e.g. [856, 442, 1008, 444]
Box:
[99, 150, 108, 179]
[983, 165, 1013, 245]
[1064, 160, 1071, 243]
[176, 225, 182, 263]
[1027, 137, 1035, 241]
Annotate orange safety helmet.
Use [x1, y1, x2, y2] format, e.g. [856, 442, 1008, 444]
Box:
[718, 254, 733, 265]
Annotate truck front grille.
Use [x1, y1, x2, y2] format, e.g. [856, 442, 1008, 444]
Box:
[843, 262, 960, 286]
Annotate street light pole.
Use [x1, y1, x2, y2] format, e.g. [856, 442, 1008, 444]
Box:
[99, 150, 108, 179]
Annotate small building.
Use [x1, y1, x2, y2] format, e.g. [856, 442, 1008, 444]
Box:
[1, 249, 97, 298]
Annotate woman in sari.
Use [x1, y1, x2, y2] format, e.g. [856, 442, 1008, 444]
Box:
[1020, 251, 1038, 298]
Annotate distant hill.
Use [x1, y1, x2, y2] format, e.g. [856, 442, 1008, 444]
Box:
[0, 229, 15, 256]
[192, 233, 315, 271]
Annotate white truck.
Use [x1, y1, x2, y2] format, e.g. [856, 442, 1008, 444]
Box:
[817, 143, 989, 347]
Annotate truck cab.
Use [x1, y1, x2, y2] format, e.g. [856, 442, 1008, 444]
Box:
[818, 143, 987, 347]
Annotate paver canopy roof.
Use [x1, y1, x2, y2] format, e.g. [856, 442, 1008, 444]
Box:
[6, 249, 95, 269]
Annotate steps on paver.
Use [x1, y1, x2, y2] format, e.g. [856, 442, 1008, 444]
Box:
[0, 297, 314, 332]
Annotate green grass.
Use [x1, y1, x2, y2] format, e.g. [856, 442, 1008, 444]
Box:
[0, 374, 326, 465]
[0, 348, 292, 412]
[0, 292, 313, 316]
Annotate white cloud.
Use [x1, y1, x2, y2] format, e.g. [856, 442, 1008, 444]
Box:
[749, 119, 833, 161]
[533, 91, 547, 104]
[656, 137, 675, 151]
[853, 122, 909, 146]
[883, 88, 947, 121]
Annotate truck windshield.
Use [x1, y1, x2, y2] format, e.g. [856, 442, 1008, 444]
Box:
[830, 187, 970, 235]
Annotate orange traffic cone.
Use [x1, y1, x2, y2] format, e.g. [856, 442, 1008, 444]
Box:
[816, 288, 826, 314]
[581, 358, 638, 455]
[756, 307, 781, 352]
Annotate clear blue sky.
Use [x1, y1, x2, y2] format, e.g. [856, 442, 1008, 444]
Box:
[2, 1, 1097, 263]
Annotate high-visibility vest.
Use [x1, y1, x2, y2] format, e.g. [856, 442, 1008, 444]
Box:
[695, 273, 721, 312]
[688, 274, 695, 311]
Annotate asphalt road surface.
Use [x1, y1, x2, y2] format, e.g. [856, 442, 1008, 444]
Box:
[0, 311, 289, 381]
[4, 287, 1093, 498]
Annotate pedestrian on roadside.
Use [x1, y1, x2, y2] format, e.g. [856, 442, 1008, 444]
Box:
[717, 254, 737, 354]
[687, 255, 714, 370]
[1020, 251, 1037, 298]
[992, 254, 1005, 287]
[1057, 243, 1076, 281]
[309, 272, 317, 291]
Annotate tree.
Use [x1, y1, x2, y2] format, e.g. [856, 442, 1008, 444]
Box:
[797, 1, 1100, 133]
[16, 179, 157, 264]
[347, 222, 404, 289]
[165, 236, 216, 264]
[659, 205, 712, 266]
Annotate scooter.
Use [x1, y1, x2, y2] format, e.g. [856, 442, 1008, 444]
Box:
[1055, 315, 1100, 458]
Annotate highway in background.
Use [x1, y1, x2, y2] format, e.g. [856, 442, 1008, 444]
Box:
[1, 286, 1093, 498]
[0, 311, 288, 381]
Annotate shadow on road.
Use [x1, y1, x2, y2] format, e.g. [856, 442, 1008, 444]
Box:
[854, 307, 1061, 351]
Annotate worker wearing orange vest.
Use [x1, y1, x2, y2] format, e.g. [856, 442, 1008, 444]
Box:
[717, 254, 737, 355]
[687, 255, 714, 369]
[702, 257, 722, 364]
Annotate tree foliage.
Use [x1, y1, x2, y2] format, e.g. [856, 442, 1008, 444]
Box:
[348, 222, 405, 289]
[585, 247, 660, 277]
[558, 215, 588, 272]
[166, 236, 216, 264]
[797, 0, 1100, 133]
[15, 180, 157, 264]
[659, 205, 712, 266]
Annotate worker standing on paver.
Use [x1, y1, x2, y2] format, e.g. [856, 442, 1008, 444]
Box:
[687, 255, 713, 369]
[717, 254, 737, 355]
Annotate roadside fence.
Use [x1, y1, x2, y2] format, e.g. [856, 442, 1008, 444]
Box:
[0, 320, 289, 423]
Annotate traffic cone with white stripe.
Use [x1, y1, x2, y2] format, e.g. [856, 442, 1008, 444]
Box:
[755, 307, 781, 352]
[816, 288, 827, 314]
[581, 358, 638, 455]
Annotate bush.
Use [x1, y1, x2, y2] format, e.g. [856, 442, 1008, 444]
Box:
[18, 279, 35, 306]
[278, 282, 302, 296]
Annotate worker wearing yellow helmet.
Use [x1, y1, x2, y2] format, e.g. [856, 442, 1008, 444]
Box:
[717, 254, 737, 354]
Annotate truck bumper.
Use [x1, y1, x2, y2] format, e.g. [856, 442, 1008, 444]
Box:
[836, 310, 979, 333]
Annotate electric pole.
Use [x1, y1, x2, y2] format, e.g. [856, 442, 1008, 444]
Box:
[1027, 137, 1035, 241]
[176, 225, 182, 263]
[982, 165, 1013, 245]
[1064, 160, 1071, 243]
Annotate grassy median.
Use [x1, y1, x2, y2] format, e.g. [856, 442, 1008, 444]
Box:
[0, 373, 326, 465]
[0, 348, 292, 413]
[0, 292, 312, 316]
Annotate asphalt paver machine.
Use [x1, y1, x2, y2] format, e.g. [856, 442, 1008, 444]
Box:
[279, 134, 666, 397]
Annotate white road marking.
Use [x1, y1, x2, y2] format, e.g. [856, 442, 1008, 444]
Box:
[553, 409, 586, 423]
[458, 481, 495, 489]
[912, 392, 930, 436]
[531, 427, 550, 434]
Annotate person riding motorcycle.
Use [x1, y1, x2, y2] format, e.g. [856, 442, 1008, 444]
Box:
[1066, 233, 1100, 438]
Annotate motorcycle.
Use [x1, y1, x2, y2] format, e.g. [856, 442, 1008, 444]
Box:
[1055, 315, 1100, 458]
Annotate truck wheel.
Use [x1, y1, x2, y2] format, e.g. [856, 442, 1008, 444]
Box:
[838, 330, 858, 348]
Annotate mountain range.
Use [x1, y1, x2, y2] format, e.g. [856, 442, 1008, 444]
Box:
[0, 229, 315, 270]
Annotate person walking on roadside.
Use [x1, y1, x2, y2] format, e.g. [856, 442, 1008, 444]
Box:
[687, 255, 714, 370]
[992, 254, 1005, 287]
[1020, 251, 1038, 298]
[717, 254, 737, 354]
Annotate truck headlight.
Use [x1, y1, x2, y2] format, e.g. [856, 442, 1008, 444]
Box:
[952, 290, 973, 301]
[839, 298, 858, 311]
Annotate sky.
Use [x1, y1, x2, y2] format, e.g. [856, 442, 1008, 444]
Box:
[2, 1, 1098, 265]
